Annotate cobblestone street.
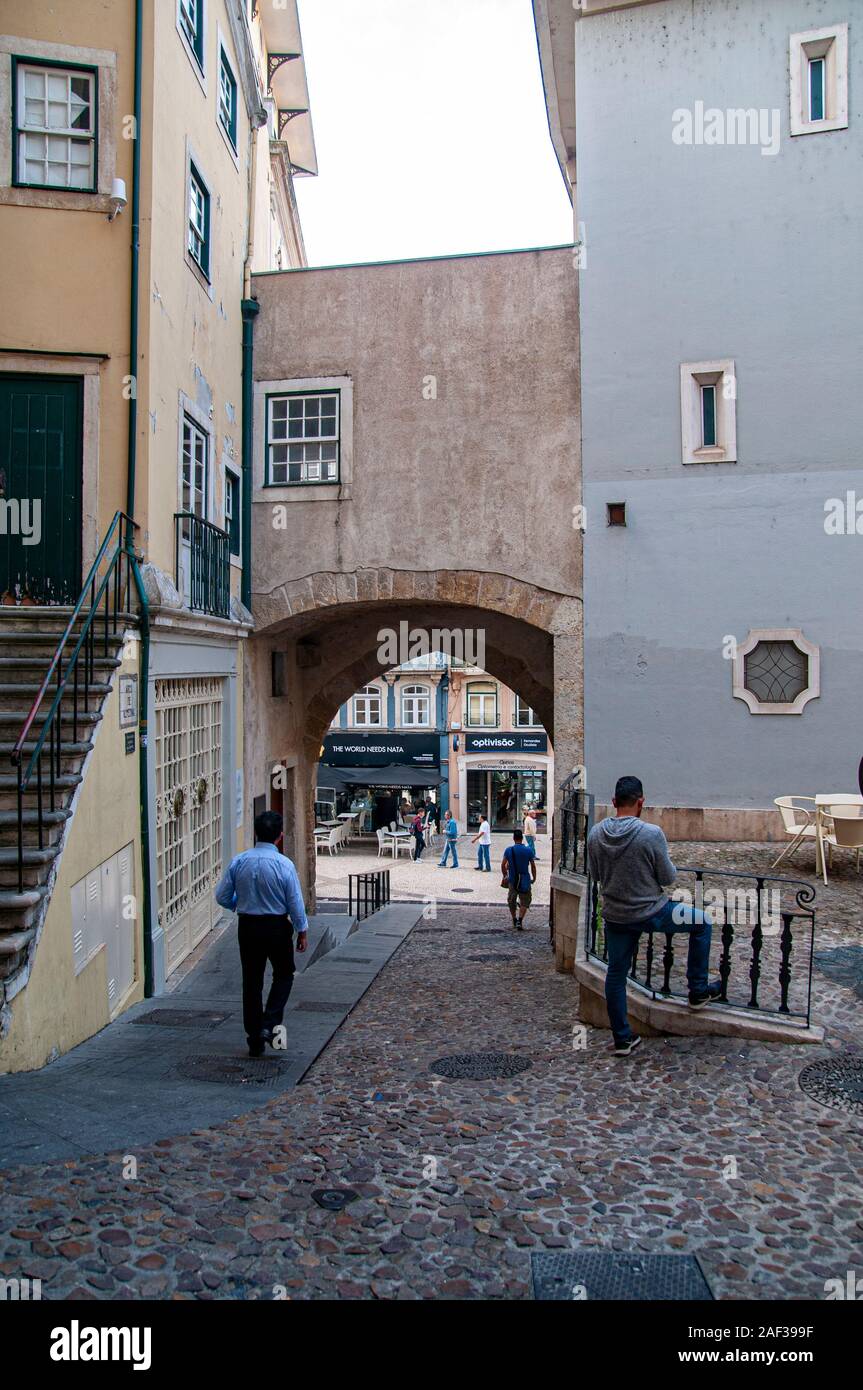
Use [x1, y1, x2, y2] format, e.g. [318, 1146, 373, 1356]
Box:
[0, 842, 861, 1301]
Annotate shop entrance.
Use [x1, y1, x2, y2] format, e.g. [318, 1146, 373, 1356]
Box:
[466, 768, 548, 831]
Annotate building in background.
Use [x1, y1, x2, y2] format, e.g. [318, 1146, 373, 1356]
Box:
[535, 0, 861, 838]
[0, 0, 316, 1070]
[318, 655, 553, 837]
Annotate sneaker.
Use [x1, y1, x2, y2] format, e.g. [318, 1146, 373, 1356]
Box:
[688, 981, 723, 1009]
[613, 1035, 642, 1058]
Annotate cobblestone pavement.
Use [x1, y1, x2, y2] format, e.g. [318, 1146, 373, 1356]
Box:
[316, 831, 551, 905]
[0, 841, 860, 1301]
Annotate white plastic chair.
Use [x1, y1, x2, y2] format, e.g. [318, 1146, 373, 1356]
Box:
[820, 806, 863, 884]
[376, 828, 388, 858]
[771, 797, 818, 868]
[394, 834, 414, 860]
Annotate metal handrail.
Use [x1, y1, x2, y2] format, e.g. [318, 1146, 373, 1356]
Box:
[9, 509, 138, 891]
[348, 870, 391, 921]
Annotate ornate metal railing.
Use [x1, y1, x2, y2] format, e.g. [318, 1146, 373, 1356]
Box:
[558, 777, 593, 876]
[174, 512, 230, 618]
[585, 866, 816, 1024]
[348, 870, 391, 922]
[10, 511, 138, 893]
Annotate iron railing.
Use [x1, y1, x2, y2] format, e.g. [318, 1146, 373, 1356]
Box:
[348, 870, 391, 921]
[585, 866, 816, 1025]
[175, 512, 230, 618]
[558, 777, 594, 876]
[10, 511, 138, 893]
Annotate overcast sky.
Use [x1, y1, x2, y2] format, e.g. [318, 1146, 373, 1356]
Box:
[293, 0, 573, 266]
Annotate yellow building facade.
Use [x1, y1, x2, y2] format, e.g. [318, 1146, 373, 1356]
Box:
[0, 0, 315, 1070]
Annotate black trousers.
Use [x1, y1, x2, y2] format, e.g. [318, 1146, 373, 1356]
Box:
[237, 913, 295, 1044]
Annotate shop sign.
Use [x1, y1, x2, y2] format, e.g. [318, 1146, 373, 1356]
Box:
[322, 732, 439, 767]
[464, 732, 547, 754]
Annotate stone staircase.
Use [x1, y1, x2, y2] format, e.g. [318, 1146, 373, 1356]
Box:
[0, 607, 129, 1029]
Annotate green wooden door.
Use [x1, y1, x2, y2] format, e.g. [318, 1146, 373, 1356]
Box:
[0, 375, 83, 605]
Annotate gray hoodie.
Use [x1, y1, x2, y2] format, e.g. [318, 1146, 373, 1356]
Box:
[586, 816, 677, 925]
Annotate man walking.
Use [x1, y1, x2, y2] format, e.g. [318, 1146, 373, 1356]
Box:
[438, 809, 460, 868]
[472, 811, 492, 871]
[501, 828, 536, 929]
[587, 776, 718, 1058]
[215, 810, 308, 1057]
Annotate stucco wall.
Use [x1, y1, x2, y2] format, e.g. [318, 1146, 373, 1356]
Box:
[576, 0, 863, 810]
[4, 646, 144, 1072]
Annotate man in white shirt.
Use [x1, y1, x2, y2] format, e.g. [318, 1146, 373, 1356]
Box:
[523, 810, 538, 860]
[472, 814, 492, 872]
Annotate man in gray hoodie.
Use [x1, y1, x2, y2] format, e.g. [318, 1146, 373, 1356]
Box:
[587, 776, 717, 1057]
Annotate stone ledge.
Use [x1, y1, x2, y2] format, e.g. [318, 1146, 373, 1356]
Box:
[574, 956, 824, 1045]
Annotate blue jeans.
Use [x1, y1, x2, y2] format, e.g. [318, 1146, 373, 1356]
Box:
[440, 839, 459, 867]
[604, 899, 712, 1046]
[477, 843, 491, 871]
[526, 834, 536, 856]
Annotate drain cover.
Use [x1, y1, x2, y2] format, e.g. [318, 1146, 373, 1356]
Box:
[312, 1188, 359, 1211]
[414, 928, 450, 934]
[466, 928, 507, 935]
[467, 953, 518, 963]
[799, 1055, 863, 1116]
[174, 1055, 289, 1086]
[133, 1008, 229, 1028]
[531, 1251, 713, 1301]
[292, 1001, 347, 1013]
[452, 888, 474, 893]
[430, 1053, 531, 1080]
[374, 932, 403, 939]
[331, 956, 373, 964]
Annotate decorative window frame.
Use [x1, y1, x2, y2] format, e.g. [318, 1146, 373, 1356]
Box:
[254, 375, 354, 504]
[0, 37, 118, 212]
[790, 24, 849, 137]
[732, 628, 820, 715]
[680, 359, 737, 465]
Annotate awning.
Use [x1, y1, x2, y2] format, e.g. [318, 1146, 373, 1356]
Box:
[317, 766, 441, 790]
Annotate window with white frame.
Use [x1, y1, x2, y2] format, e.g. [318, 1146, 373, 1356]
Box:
[732, 630, 820, 715]
[14, 62, 96, 190]
[401, 684, 431, 727]
[225, 469, 240, 558]
[353, 685, 382, 727]
[218, 45, 238, 150]
[790, 24, 848, 136]
[179, 0, 205, 71]
[680, 360, 736, 464]
[267, 392, 340, 485]
[187, 162, 210, 277]
[181, 415, 209, 538]
[514, 696, 541, 728]
[466, 682, 498, 728]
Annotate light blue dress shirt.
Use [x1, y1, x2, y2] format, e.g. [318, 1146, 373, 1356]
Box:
[215, 842, 308, 932]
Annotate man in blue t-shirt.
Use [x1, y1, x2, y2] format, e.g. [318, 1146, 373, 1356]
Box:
[501, 828, 537, 930]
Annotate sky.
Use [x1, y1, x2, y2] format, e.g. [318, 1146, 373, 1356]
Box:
[293, 0, 573, 266]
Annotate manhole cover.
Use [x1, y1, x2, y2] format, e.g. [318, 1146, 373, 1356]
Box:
[132, 1008, 229, 1028]
[467, 953, 518, 963]
[798, 1056, 863, 1116]
[331, 956, 373, 964]
[531, 1251, 713, 1301]
[292, 1001, 347, 1013]
[452, 888, 474, 894]
[466, 928, 507, 935]
[430, 1053, 532, 1080]
[414, 928, 450, 934]
[814, 946, 863, 1003]
[174, 1055, 289, 1086]
[312, 1188, 359, 1211]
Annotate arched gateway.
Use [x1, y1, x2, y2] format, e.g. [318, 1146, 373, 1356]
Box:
[243, 248, 581, 901]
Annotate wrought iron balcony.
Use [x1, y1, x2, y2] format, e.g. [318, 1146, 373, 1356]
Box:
[174, 512, 230, 619]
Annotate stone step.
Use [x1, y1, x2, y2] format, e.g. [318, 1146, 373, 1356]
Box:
[0, 846, 60, 867]
[0, 655, 120, 671]
[0, 681, 111, 698]
[0, 928, 36, 956]
[0, 886, 47, 911]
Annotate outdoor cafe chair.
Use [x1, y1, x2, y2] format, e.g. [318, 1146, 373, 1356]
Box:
[771, 797, 818, 868]
[820, 806, 863, 884]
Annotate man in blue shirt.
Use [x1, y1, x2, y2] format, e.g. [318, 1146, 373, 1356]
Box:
[501, 828, 537, 930]
[215, 810, 308, 1056]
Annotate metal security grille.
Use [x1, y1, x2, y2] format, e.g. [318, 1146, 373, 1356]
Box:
[154, 677, 224, 977]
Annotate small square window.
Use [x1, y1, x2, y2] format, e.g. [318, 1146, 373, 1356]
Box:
[733, 629, 820, 715]
[606, 502, 627, 527]
[13, 62, 97, 191]
[267, 392, 340, 485]
[790, 25, 848, 136]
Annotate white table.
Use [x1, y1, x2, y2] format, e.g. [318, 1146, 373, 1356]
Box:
[384, 830, 412, 860]
[814, 794, 863, 875]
